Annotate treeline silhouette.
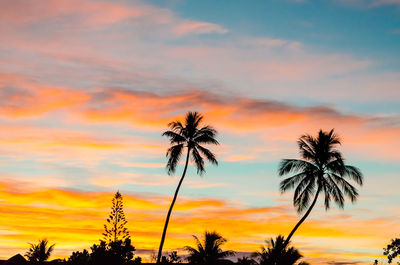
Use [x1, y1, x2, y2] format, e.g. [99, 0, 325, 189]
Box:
[4, 111, 394, 264]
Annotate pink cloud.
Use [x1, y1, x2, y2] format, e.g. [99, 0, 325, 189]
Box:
[1, 84, 399, 162]
[0, 0, 145, 26]
[173, 22, 229, 35]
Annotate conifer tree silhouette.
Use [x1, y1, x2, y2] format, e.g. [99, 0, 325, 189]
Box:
[103, 191, 130, 243]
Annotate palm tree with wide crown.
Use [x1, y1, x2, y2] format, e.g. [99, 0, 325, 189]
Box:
[185, 231, 234, 265]
[157, 111, 219, 263]
[253, 235, 308, 265]
[279, 129, 363, 245]
[25, 239, 55, 263]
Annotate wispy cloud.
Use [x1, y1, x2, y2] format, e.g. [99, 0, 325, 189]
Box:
[0, 87, 399, 163]
[173, 22, 229, 35]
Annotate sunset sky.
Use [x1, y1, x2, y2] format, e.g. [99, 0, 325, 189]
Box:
[0, 0, 400, 264]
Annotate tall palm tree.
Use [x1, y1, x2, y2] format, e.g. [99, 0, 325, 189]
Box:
[253, 235, 307, 265]
[185, 231, 234, 265]
[25, 238, 55, 263]
[279, 129, 363, 245]
[157, 111, 219, 263]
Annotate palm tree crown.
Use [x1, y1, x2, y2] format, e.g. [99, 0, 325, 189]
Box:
[25, 238, 55, 263]
[279, 129, 363, 244]
[162, 111, 219, 174]
[279, 129, 363, 212]
[253, 235, 307, 265]
[185, 231, 234, 265]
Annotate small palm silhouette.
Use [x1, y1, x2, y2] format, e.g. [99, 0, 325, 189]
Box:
[185, 231, 234, 265]
[253, 235, 308, 265]
[25, 238, 55, 263]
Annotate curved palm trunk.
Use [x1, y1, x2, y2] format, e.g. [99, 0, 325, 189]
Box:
[284, 187, 321, 246]
[157, 149, 190, 263]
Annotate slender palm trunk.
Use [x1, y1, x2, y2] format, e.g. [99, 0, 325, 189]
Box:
[284, 187, 321, 246]
[157, 149, 190, 263]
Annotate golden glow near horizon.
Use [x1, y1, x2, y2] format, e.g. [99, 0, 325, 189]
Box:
[0, 180, 395, 264]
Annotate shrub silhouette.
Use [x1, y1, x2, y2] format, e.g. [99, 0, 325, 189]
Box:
[67, 249, 90, 265]
[237, 256, 256, 265]
[161, 251, 182, 264]
[68, 239, 139, 265]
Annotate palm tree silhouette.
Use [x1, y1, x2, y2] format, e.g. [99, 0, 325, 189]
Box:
[157, 111, 219, 263]
[253, 235, 308, 265]
[185, 231, 234, 265]
[25, 238, 55, 263]
[279, 129, 363, 245]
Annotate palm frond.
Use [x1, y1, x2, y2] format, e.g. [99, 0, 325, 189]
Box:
[294, 179, 316, 213]
[278, 159, 317, 176]
[298, 134, 317, 161]
[330, 173, 359, 203]
[279, 172, 307, 193]
[193, 133, 219, 145]
[324, 176, 345, 209]
[326, 159, 346, 175]
[343, 165, 363, 185]
[166, 144, 184, 175]
[327, 129, 341, 145]
[167, 121, 184, 132]
[193, 125, 218, 138]
[162, 130, 186, 144]
[191, 147, 205, 174]
[196, 144, 218, 165]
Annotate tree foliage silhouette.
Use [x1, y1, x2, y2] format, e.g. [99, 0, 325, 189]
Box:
[68, 239, 139, 265]
[253, 235, 308, 265]
[237, 256, 256, 265]
[90, 239, 137, 265]
[384, 238, 400, 264]
[68, 249, 90, 265]
[103, 191, 130, 243]
[278, 129, 363, 245]
[184, 231, 234, 265]
[25, 238, 55, 263]
[157, 111, 219, 263]
[160, 251, 182, 264]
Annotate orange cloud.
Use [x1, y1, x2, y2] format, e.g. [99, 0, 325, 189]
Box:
[0, 76, 90, 118]
[1, 86, 399, 162]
